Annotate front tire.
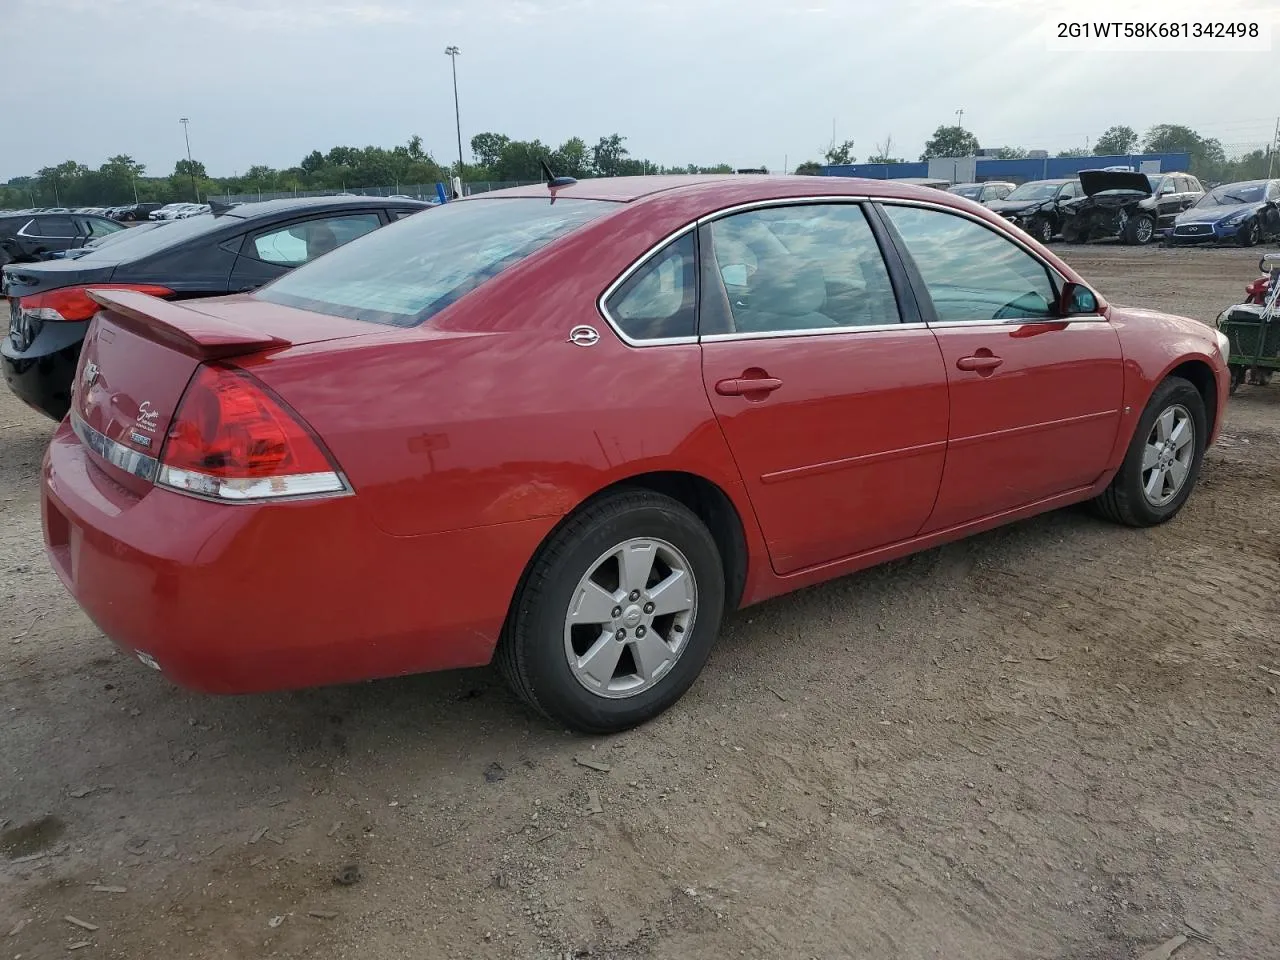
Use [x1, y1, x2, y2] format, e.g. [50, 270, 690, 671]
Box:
[1124, 213, 1155, 246]
[498, 489, 726, 733]
[1027, 215, 1053, 245]
[1238, 219, 1260, 247]
[1092, 377, 1206, 527]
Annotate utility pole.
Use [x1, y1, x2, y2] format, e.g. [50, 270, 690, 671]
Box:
[445, 46, 464, 178]
[1269, 116, 1279, 180]
[956, 108, 964, 128]
[179, 117, 197, 201]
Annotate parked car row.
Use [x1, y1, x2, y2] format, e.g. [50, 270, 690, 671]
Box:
[1, 210, 125, 266]
[946, 173, 1280, 248]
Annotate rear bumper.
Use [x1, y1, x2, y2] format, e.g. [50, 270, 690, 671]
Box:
[41, 419, 554, 694]
[1, 321, 87, 421]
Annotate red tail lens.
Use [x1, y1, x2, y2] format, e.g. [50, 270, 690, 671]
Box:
[159, 365, 346, 501]
[20, 284, 173, 322]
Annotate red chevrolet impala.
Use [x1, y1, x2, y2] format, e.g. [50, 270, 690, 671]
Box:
[40, 175, 1230, 732]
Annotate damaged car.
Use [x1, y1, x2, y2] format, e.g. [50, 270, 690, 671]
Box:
[1060, 170, 1203, 245]
[985, 179, 1082, 244]
[1168, 179, 1280, 247]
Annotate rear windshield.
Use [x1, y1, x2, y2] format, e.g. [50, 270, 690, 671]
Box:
[73, 215, 218, 259]
[254, 197, 616, 327]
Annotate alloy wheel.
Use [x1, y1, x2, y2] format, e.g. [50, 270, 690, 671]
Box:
[1141, 403, 1195, 507]
[563, 537, 698, 698]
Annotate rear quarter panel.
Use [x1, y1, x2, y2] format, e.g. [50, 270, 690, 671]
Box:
[238, 196, 751, 542]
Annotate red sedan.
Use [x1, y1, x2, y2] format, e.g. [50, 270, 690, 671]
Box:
[40, 175, 1230, 733]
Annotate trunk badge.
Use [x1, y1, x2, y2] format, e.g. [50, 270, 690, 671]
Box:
[568, 325, 600, 347]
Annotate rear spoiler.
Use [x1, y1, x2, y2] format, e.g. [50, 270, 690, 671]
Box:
[86, 289, 290, 360]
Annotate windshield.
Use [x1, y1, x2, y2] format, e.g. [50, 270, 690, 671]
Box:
[256, 198, 617, 327]
[1004, 182, 1063, 201]
[1196, 183, 1266, 207]
[948, 185, 983, 199]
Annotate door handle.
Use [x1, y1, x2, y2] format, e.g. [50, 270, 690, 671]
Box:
[715, 376, 783, 396]
[956, 354, 1004, 373]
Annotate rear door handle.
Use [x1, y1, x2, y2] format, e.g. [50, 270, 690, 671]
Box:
[715, 376, 783, 396]
[956, 354, 1004, 373]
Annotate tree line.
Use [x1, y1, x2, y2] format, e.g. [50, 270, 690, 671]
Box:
[798, 122, 1274, 184]
[3, 121, 1272, 209]
[0, 133, 745, 209]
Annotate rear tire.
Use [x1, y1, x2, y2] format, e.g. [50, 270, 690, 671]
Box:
[1091, 377, 1206, 527]
[498, 489, 726, 734]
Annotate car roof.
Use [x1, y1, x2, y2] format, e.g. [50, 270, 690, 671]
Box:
[216, 194, 429, 220]
[466, 174, 978, 208]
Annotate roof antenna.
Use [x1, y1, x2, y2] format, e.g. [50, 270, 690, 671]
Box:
[540, 158, 577, 189]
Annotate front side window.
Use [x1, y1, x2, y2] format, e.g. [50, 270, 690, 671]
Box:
[705, 203, 900, 334]
[249, 213, 382, 267]
[882, 205, 1058, 323]
[257, 197, 615, 327]
[604, 232, 696, 341]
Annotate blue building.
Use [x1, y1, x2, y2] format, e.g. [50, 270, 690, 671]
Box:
[821, 153, 1192, 184]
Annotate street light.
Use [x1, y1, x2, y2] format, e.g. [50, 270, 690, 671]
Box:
[444, 46, 464, 179]
[179, 117, 198, 201]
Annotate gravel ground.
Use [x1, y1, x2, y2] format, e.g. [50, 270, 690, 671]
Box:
[2, 243, 1278, 960]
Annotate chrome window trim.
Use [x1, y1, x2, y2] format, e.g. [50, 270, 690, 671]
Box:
[17, 218, 75, 241]
[875, 197, 1108, 326]
[596, 222, 701, 348]
[597, 193, 1107, 346]
[701, 322, 929, 343]
[71, 411, 160, 483]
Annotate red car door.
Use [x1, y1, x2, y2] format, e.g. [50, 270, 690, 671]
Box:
[696, 202, 949, 575]
[877, 203, 1124, 531]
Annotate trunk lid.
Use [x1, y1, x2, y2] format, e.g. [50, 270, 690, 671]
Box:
[72, 291, 379, 495]
[1078, 169, 1152, 198]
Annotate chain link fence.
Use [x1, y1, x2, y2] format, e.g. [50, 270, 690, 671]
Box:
[208, 181, 541, 204]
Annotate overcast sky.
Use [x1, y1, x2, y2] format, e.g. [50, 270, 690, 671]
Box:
[6, 0, 1278, 181]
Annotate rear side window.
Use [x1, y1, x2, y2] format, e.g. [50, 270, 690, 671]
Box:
[605, 233, 697, 341]
[248, 213, 382, 266]
[257, 198, 615, 327]
[38, 216, 76, 237]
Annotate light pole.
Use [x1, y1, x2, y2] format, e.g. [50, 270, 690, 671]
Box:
[444, 46, 464, 178]
[179, 117, 197, 201]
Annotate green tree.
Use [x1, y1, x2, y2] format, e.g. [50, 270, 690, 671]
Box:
[919, 125, 979, 160]
[1056, 148, 1089, 157]
[1142, 123, 1226, 177]
[551, 137, 591, 179]
[592, 134, 629, 177]
[1094, 125, 1138, 156]
[470, 132, 511, 170]
[824, 139, 856, 165]
[793, 161, 823, 175]
[992, 146, 1028, 159]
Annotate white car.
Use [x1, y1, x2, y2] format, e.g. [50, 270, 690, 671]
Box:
[176, 204, 211, 219]
[150, 203, 197, 221]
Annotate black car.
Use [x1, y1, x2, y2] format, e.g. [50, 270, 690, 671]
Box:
[985, 178, 1083, 244]
[3, 195, 429, 420]
[1059, 170, 1204, 245]
[0, 212, 126, 266]
[112, 202, 164, 223]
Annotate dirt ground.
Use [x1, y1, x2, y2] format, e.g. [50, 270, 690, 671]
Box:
[2, 244, 1278, 960]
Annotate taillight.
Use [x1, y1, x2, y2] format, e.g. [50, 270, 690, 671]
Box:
[158, 365, 348, 501]
[19, 284, 174, 322]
